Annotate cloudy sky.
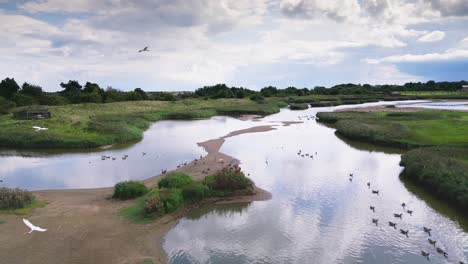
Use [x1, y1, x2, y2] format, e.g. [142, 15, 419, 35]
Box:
[1, 0, 467, 91]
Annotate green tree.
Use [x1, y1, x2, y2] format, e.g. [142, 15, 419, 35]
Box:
[0, 78, 20, 99]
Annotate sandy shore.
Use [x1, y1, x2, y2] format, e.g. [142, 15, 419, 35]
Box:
[0, 124, 281, 264]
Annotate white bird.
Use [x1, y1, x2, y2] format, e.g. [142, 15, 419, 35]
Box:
[32, 126, 48, 131]
[23, 219, 47, 233]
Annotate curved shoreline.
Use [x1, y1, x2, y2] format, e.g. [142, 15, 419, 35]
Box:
[0, 123, 295, 264]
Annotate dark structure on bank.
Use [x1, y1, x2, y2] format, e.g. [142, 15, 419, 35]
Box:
[14, 109, 51, 120]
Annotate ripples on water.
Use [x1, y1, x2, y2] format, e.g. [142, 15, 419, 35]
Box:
[164, 106, 468, 264]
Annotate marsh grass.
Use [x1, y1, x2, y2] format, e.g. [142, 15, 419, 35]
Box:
[112, 181, 148, 200]
[289, 103, 309, 110]
[0, 99, 283, 149]
[157, 173, 193, 189]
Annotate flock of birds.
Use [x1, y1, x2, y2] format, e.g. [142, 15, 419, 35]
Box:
[347, 172, 464, 263]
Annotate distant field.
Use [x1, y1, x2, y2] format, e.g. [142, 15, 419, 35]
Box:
[0, 98, 286, 149]
[400, 91, 468, 96]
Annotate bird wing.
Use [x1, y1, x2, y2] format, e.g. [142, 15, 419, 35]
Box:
[144, 47, 148, 50]
[36, 227, 47, 232]
[23, 219, 35, 229]
[32, 126, 40, 129]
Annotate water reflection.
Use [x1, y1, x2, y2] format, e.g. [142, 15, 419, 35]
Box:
[164, 107, 468, 264]
[0, 117, 262, 190]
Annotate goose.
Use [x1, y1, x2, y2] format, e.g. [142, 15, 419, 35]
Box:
[23, 219, 47, 233]
[406, 210, 413, 215]
[400, 229, 409, 237]
[138, 47, 149, 53]
[388, 221, 397, 229]
[401, 203, 406, 208]
[372, 190, 380, 195]
[436, 247, 448, 258]
[393, 213, 403, 219]
[423, 227, 432, 236]
[366, 182, 370, 188]
[349, 173, 354, 177]
[421, 251, 430, 260]
[370, 206, 375, 212]
[428, 239, 436, 246]
[372, 218, 378, 225]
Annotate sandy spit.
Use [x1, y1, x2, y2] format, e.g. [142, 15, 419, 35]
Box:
[0, 124, 276, 264]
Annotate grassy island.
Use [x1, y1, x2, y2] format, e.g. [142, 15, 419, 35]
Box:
[316, 110, 468, 211]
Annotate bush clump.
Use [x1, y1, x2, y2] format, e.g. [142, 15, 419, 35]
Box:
[158, 173, 193, 189]
[143, 189, 164, 216]
[182, 183, 210, 202]
[160, 189, 184, 213]
[0, 187, 34, 209]
[400, 147, 468, 210]
[203, 166, 254, 194]
[113, 181, 148, 200]
[289, 103, 309, 110]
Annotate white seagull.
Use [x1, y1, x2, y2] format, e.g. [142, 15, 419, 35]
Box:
[32, 126, 48, 131]
[23, 219, 47, 233]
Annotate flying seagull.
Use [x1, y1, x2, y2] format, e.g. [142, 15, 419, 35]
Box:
[138, 47, 149, 53]
[32, 126, 48, 131]
[23, 219, 47, 233]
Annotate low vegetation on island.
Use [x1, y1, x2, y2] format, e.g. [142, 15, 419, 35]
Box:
[316, 110, 468, 211]
[0, 187, 46, 215]
[118, 166, 255, 223]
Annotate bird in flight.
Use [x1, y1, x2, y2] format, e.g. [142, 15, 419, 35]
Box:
[138, 47, 149, 53]
[23, 219, 47, 233]
[32, 126, 48, 131]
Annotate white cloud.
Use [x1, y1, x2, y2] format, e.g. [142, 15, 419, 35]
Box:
[365, 48, 468, 64]
[418, 30, 446, 42]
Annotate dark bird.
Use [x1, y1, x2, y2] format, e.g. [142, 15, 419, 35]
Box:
[349, 173, 353, 177]
[366, 182, 370, 188]
[372, 190, 380, 195]
[421, 251, 430, 260]
[406, 210, 413, 215]
[400, 229, 409, 237]
[142, 152, 146, 156]
[428, 239, 436, 246]
[370, 206, 375, 212]
[388, 221, 397, 229]
[372, 218, 378, 225]
[138, 47, 149, 53]
[423, 227, 432, 236]
[401, 203, 406, 208]
[436, 247, 448, 258]
[394, 213, 403, 219]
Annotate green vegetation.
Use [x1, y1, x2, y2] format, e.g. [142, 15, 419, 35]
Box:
[112, 181, 148, 200]
[316, 111, 468, 148]
[0, 98, 284, 149]
[203, 167, 254, 196]
[289, 103, 309, 110]
[157, 173, 194, 189]
[317, 110, 468, 210]
[0, 187, 47, 215]
[0, 187, 34, 209]
[182, 183, 210, 202]
[120, 166, 255, 223]
[400, 147, 468, 211]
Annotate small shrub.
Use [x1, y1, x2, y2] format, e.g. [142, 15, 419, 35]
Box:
[158, 173, 193, 189]
[203, 166, 254, 193]
[182, 183, 209, 202]
[160, 189, 184, 213]
[113, 181, 148, 200]
[143, 189, 164, 216]
[0, 187, 34, 209]
[289, 103, 309, 110]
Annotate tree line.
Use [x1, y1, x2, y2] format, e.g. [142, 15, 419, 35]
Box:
[0, 77, 467, 114]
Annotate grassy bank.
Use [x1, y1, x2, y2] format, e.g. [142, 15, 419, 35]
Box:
[317, 110, 468, 210]
[0, 98, 285, 149]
